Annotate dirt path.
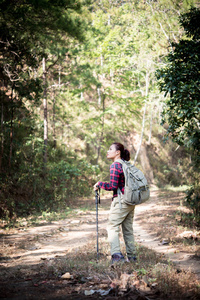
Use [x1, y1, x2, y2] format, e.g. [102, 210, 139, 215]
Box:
[134, 201, 200, 280]
[0, 190, 199, 283]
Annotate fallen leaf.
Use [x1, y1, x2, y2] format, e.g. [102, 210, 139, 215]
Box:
[133, 280, 140, 287]
[84, 290, 95, 296]
[152, 283, 158, 288]
[142, 275, 149, 286]
[120, 273, 130, 289]
[61, 272, 72, 279]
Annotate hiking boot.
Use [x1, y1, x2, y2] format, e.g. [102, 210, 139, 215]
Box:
[111, 253, 125, 264]
[127, 256, 137, 262]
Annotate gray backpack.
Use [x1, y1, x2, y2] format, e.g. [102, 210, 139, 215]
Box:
[116, 159, 150, 206]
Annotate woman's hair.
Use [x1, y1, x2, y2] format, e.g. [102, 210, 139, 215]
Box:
[112, 142, 130, 161]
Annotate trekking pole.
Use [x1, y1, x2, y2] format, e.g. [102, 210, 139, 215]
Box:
[95, 188, 100, 261]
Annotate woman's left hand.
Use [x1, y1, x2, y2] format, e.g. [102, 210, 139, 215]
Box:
[93, 182, 99, 191]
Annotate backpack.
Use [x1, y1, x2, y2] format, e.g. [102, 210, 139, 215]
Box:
[116, 159, 150, 206]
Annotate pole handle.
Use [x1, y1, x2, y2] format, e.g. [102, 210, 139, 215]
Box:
[95, 189, 100, 204]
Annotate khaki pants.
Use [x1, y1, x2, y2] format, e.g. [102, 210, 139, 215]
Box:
[107, 196, 136, 256]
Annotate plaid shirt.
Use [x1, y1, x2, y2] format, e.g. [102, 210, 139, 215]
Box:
[98, 161, 125, 198]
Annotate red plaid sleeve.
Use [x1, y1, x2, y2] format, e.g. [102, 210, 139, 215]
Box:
[98, 162, 124, 197]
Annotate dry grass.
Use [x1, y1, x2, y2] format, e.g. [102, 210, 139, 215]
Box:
[39, 238, 200, 299]
[1, 236, 199, 299]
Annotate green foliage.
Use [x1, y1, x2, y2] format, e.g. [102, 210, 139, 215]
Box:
[1, 0, 199, 221]
[156, 7, 200, 218]
[0, 144, 99, 219]
[185, 185, 200, 224]
[147, 131, 191, 187]
[0, 0, 92, 219]
[180, 7, 200, 38]
[156, 7, 200, 155]
[0, 0, 89, 97]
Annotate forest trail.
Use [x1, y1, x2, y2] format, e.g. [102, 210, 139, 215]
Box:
[0, 189, 199, 283]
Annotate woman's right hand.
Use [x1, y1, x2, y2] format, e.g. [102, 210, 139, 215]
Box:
[93, 182, 99, 191]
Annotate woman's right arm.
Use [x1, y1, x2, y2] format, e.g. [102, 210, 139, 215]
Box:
[98, 162, 120, 191]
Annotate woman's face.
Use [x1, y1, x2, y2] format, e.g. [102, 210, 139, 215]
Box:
[107, 144, 120, 160]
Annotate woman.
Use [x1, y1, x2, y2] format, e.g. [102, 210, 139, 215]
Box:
[93, 142, 136, 263]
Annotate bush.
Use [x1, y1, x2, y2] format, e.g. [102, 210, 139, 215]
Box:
[185, 184, 200, 225]
[0, 149, 100, 219]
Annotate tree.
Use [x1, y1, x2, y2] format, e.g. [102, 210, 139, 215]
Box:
[156, 7, 200, 158]
[0, 0, 89, 171]
[0, 1, 92, 217]
[156, 7, 200, 221]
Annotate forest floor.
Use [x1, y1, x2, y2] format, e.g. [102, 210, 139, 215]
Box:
[0, 187, 200, 299]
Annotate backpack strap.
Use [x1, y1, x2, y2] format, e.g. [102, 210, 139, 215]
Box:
[115, 158, 126, 175]
[115, 158, 124, 165]
[115, 159, 125, 209]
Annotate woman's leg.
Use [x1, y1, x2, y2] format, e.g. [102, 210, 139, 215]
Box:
[121, 206, 136, 257]
[107, 199, 121, 255]
[107, 198, 134, 256]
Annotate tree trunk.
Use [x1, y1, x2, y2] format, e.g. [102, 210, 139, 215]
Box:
[43, 58, 48, 166]
[96, 49, 105, 163]
[53, 89, 56, 148]
[148, 108, 153, 145]
[140, 144, 154, 184]
[96, 93, 105, 164]
[9, 86, 14, 169]
[133, 102, 147, 164]
[133, 71, 149, 164]
[0, 98, 4, 171]
[97, 87, 101, 105]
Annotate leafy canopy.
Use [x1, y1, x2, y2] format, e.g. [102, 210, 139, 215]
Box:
[0, 0, 89, 86]
[156, 7, 200, 156]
